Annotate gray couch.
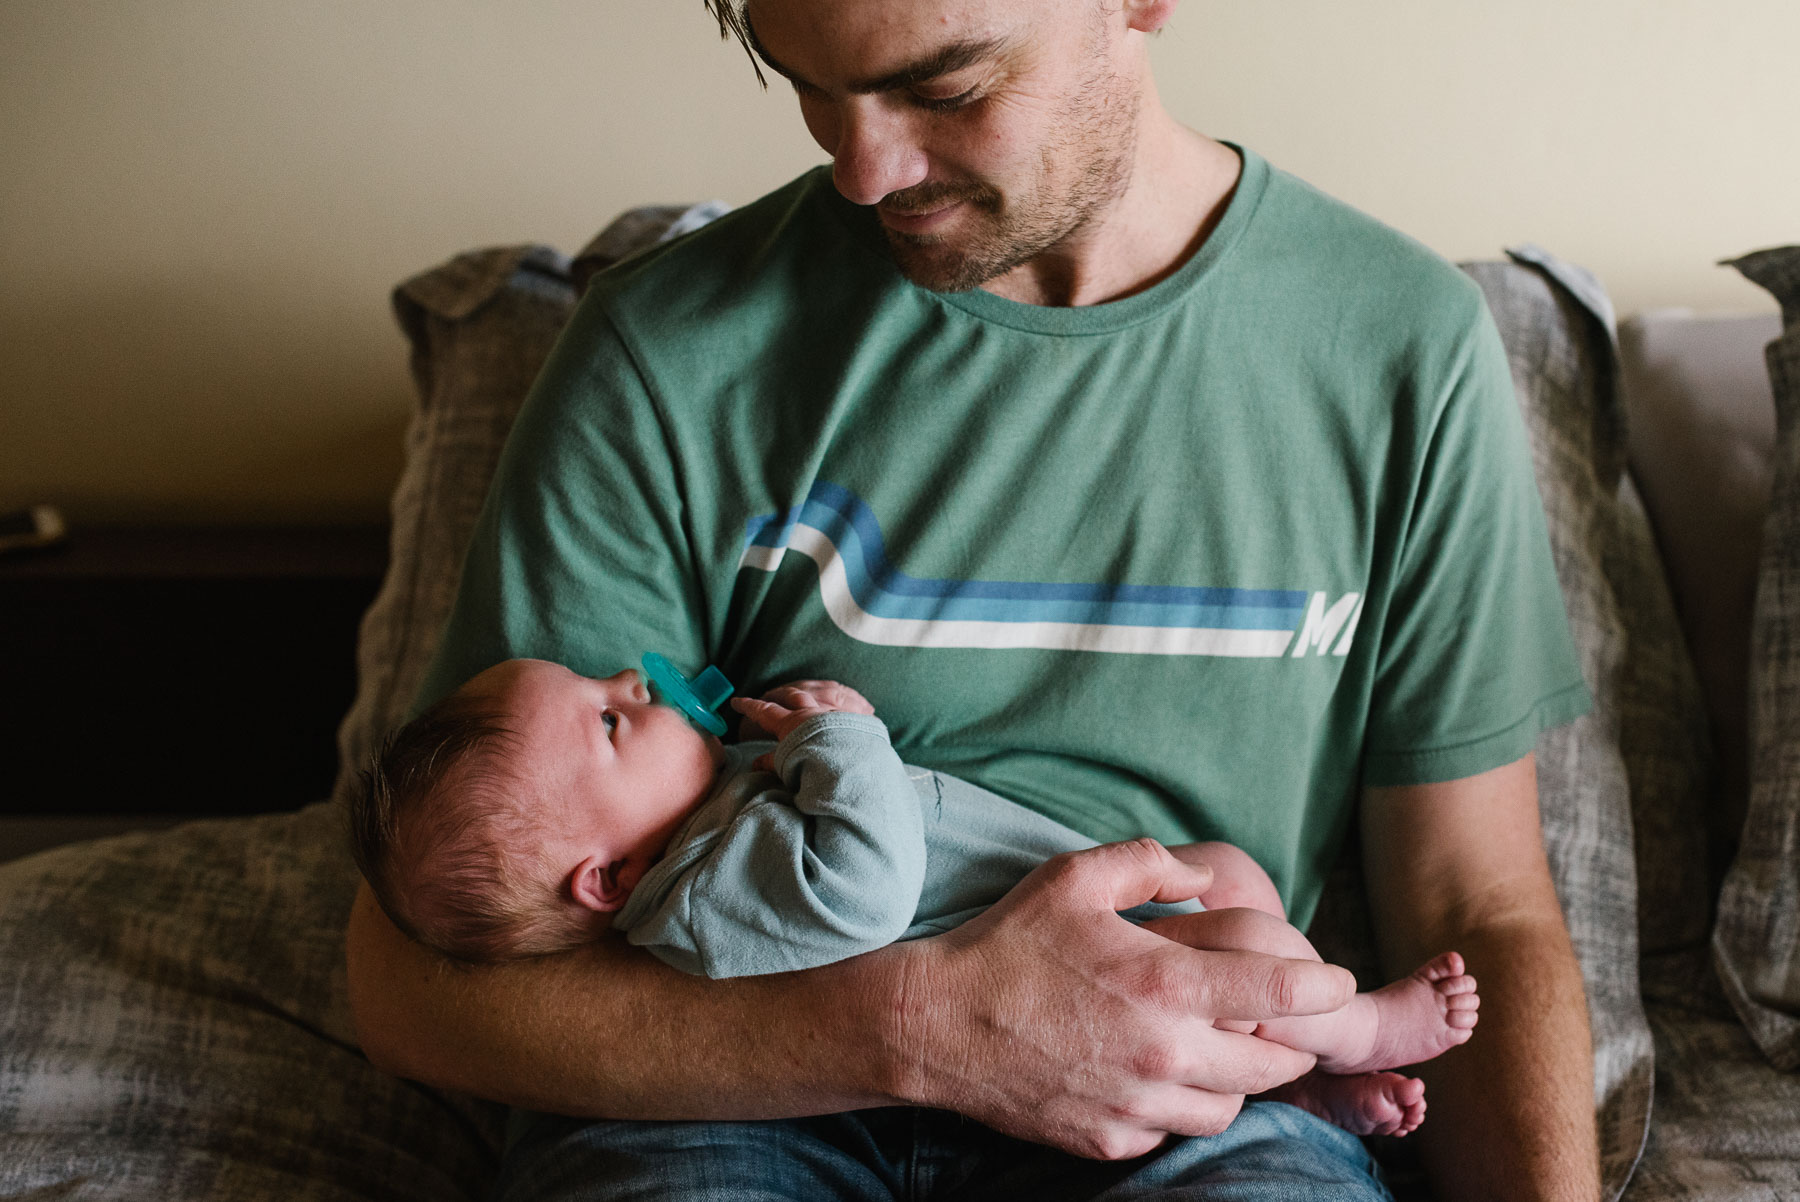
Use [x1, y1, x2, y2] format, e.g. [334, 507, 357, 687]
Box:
[2, 212, 1796, 1200]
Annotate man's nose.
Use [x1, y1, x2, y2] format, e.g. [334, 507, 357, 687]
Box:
[829, 102, 928, 207]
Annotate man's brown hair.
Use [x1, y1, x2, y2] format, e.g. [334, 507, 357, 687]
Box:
[703, 0, 767, 86]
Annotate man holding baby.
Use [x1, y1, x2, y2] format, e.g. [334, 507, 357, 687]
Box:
[345, 0, 1602, 1198]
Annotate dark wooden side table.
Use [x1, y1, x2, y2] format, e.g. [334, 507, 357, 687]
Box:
[0, 527, 387, 829]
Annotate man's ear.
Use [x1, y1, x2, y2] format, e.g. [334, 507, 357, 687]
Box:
[570, 855, 631, 913]
[1122, 0, 1178, 34]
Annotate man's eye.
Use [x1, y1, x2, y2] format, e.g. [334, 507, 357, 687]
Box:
[915, 87, 979, 112]
[602, 710, 619, 735]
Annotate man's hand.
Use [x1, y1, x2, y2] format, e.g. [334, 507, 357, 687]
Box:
[347, 835, 1357, 1162]
[888, 837, 1357, 1160]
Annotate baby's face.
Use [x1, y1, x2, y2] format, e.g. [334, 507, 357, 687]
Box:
[469, 658, 726, 894]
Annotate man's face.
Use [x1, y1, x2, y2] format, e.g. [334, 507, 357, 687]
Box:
[744, 0, 1143, 293]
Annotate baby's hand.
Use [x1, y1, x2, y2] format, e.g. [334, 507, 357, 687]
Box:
[732, 683, 877, 772]
[733, 680, 876, 742]
[760, 680, 876, 717]
[730, 691, 843, 744]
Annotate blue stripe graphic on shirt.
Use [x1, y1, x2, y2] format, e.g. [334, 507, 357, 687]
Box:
[738, 482, 1321, 656]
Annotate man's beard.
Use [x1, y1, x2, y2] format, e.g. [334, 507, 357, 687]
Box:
[880, 64, 1139, 294]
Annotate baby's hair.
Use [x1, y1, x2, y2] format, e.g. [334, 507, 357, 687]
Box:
[348, 684, 583, 963]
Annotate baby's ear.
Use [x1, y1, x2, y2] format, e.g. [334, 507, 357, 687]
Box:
[570, 856, 632, 913]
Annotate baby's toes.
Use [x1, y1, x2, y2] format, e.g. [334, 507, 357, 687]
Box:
[1418, 951, 1465, 982]
[1436, 972, 1478, 997]
[1400, 1088, 1427, 1131]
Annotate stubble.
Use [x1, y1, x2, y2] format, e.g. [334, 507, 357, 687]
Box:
[881, 43, 1140, 294]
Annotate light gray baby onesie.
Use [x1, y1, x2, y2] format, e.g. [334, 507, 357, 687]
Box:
[613, 712, 1199, 978]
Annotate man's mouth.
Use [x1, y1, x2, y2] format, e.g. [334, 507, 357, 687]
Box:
[878, 200, 965, 235]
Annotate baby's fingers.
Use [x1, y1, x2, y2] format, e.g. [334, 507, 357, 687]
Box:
[769, 680, 876, 714]
[761, 685, 827, 711]
[731, 696, 795, 723]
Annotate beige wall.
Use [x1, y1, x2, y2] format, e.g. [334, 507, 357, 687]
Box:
[2, 1, 1793, 525]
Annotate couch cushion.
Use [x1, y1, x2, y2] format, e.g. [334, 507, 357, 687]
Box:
[1458, 250, 1688, 1197]
[1620, 309, 1783, 888]
[331, 245, 579, 805]
[332, 204, 729, 803]
[0, 805, 507, 1198]
[1628, 949, 1800, 1200]
[1717, 246, 1800, 1070]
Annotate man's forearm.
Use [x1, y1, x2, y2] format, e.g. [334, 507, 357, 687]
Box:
[1394, 911, 1600, 1202]
[1362, 758, 1601, 1202]
[345, 884, 911, 1118]
[349, 840, 1355, 1159]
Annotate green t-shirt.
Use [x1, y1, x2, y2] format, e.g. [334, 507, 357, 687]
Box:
[422, 145, 1589, 928]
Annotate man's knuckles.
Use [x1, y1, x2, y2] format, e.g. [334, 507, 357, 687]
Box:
[1233, 1034, 1316, 1095]
[1271, 958, 1356, 1017]
[1077, 1093, 1240, 1159]
[1125, 1039, 1183, 1085]
[1258, 958, 1305, 1016]
[1190, 950, 1350, 1021]
[1038, 837, 1176, 905]
[1033, 848, 1096, 896]
[1078, 1126, 1167, 1162]
[1127, 955, 1197, 1014]
[1164, 1095, 1241, 1139]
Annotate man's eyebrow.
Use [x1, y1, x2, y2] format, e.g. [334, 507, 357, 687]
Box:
[745, 18, 1008, 95]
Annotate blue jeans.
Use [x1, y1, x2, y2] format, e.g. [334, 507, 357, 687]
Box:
[494, 1102, 1394, 1201]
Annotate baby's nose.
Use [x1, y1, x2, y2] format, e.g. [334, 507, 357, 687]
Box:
[604, 668, 649, 702]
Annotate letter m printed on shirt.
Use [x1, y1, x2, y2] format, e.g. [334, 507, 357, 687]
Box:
[1291, 592, 1362, 657]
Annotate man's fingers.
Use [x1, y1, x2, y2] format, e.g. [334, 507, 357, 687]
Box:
[1139, 1083, 1247, 1140]
[1183, 1025, 1320, 1096]
[1141, 941, 1356, 1022]
[1043, 837, 1215, 912]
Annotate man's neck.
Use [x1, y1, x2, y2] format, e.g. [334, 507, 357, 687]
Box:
[982, 117, 1241, 308]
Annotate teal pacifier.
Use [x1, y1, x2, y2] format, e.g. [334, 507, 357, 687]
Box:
[641, 652, 734, 737]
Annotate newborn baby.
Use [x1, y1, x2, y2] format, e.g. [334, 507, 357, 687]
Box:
[350, 658, 1480, 1137]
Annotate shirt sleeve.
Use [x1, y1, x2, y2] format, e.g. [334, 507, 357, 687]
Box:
[621, 713, 928, 978]
[416, 295, 711, 709]
[1359, 300, 1591, 787]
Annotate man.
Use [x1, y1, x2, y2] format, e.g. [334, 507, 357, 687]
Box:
[346, 0, 1602, 1196]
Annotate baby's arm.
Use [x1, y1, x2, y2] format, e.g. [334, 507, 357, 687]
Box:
[619, 694, 927, 979]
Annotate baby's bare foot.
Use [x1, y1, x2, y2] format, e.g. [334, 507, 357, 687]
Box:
[1315, 951, 1479, 1075]
[1266, 1070, 1428, 1137]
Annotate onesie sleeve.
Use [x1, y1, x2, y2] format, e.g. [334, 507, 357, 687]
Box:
[1360, 299, 1591, 786]
[621, 713, 928, 978]
[415, 295, 712, 709]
